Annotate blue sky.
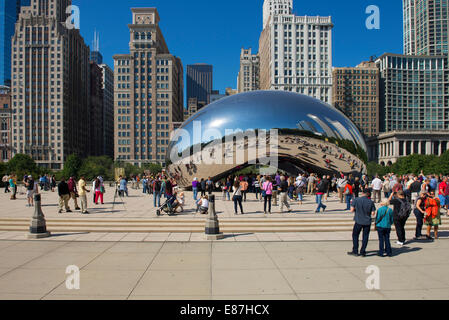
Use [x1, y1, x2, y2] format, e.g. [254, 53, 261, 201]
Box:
[74, 0, 403, 103]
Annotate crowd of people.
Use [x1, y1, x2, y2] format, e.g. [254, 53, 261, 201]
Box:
[3, 169, 447, 256]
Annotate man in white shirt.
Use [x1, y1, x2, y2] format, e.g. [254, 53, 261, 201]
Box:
[371, 175, 383, 203]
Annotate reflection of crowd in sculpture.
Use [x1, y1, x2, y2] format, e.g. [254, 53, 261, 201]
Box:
[279, 136, 361, 171]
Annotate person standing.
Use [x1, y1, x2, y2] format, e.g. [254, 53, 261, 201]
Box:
[78, 176, 90, 214]
[337, 176, 348, 203]
[50, 175, 56, 192]
[200, 178, 206, 197]
[254, 176, 261, 201]
[438, 177, 449, 212]
[192, 178, 199, 201]
[9, 174, 16, 200]
[371, 175, 383, 203]
[153, 178, 162, 207]
[25, 175, 36, 207]
[119, 176, 128, 197]
[348, 191, 376, 257]
[344, 182, 354, 211]
[67, 176, 81, 211]
[307, 174, 316, 195]
[414, 192, 428, 240]
[353, 177, 361, 199]
[240, 178, 249, 202]
[232, 180, 244, 215]
[206, 177, 213, 195]
[2, 174, 10, 193]
[262, 176, 273, 214]
[389, 190, 412, 246]
[425, 191, 442, 240]
[279, 176, 292, 213]
[58, 177, 72, 214]
[315, 178, 328, 213]
[94, 178, 104, 205]
[375, 200, 394, 257]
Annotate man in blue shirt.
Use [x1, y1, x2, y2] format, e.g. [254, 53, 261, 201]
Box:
[348, 191, 376, 257]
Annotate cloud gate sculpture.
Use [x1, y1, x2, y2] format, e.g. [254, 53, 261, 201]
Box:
[167, 91, 367, 188]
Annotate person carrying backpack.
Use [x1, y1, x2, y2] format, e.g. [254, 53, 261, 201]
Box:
[389, 190, 412, 246]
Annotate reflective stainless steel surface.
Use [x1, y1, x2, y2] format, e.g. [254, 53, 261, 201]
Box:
[168, 91, 367, 187]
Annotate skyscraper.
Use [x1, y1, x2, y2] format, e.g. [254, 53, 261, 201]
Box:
[113, 8, 183, 165]
[0, 0, 30, 86]
[11, 0, 91, 170]
[99, 63, 114, 159]
[332, 60, 380, 137]
[259, 0, 333, 103]
[186, 64, 213, 104]
[376, 53, 449, 132]
[237, 48, 260, 93]
[90, 30, 103, 64]
[403, 0, 449, 56]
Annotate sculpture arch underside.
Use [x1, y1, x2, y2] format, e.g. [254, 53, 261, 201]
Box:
[168, 133, 366, 188]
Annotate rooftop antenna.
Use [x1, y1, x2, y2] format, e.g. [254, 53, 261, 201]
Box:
[92, 29, 100, 52]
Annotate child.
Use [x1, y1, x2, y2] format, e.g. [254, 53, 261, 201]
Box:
[375, 200, 394, 257]
[177, 191, 185, 213]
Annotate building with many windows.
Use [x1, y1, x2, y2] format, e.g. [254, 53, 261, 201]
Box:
[99, 63, 114, 159]
[332, 60, 380, 137]
[237, 48, 260, 93]
[113, 8, 183, 166]
[259, 0, 333, 103]
[403, 0, 449, 56]
[186, 64, 212, 105]
[0, 85, 11, 162]
[10, 0, 91, 170]
[376, 53, 449, 133]
[0, 0, 31, 86]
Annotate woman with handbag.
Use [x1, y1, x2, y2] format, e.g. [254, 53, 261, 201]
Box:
[232, 180, 244, 215]
[375, 200, 394, 257]
[262, 176, 273, 214]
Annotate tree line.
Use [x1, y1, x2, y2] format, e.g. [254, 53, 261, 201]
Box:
[367, 151, 449, 177]
[0, 154, 163, 184]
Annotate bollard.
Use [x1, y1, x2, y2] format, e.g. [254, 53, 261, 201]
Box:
[205, 195, 224, 240]
[273, 190, 278, 206]
[27, 194, 51, 239]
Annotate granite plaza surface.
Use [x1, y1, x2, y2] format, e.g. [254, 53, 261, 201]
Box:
[0, 185, 448, 300]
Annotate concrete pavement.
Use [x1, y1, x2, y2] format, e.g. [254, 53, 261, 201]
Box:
[0, 238, 448, 300]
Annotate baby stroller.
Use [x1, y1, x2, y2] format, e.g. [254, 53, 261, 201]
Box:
[157, 195, 181, 216]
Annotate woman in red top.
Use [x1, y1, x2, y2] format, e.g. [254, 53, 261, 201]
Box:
[344, 182, 354, 211]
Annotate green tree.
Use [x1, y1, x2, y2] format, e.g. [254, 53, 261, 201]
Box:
[78, 156, 114, 181]
[7, 154, 38, 179]
[142, 163, 163, 175]
[62, 154, 82, 179]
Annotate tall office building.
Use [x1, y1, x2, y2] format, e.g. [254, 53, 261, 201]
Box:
[89, 61, 104, 156]
[237, 48, 260, 93]
[0, 0, 30, 86]
[99, 63, 114, 158]
[90, 30, 103, 64]
[113, 8, 183, 165]
[403, 0, 449, 56]
[0, 85, 11, 162]
[332, 60, 380, 137]
[186, 64, 212, 104]
[10, 0, 91, 169]
[259, 0, 333, 103]
[376, 53, 449, 132]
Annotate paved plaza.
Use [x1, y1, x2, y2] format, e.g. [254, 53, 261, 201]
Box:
[0, 186, 449, 300]
[0, 239, 448, 300]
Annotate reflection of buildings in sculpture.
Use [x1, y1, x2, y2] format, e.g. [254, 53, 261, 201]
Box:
[168, 91, 367, 188]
